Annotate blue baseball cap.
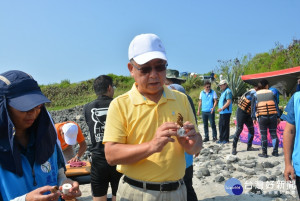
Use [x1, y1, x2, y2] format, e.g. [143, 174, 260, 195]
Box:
[167, 84, 186, 94]
[0, 70, 50, 111]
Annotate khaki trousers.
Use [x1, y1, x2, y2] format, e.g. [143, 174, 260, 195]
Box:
[117, 177, 187, 201]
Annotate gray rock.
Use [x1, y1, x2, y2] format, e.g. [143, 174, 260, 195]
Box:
[262, 162, 274, 168]
[236, 175, 244, 180]
[226, 164, 236, 171]
[209, 161, 215, 166]
[210, 155, 217, 160]
[258, 176, 268, 182]
[237, 161, 244, 166]
[244, 175, 253, 179]
[254, 167, 266, 173]
[199, 168, 210, 176]
[200, 148, 209, 155]
[214, 175, 225, 183]
[256, 163, 264, 169]
[215, 159, 225, 165]
[202, 153, 209, 157]
[265, 190, 281, 198]
[273, 170, 282, 176]
[237, 167, 245, 172]
[268, 175, 277, 181]
[196, 171, 203, 179]
[226, 155, 238, 163]
[277, 174, 285, 181]
[247, 155, 255, 160]
[244, 163, 256, 168]
[221, 171, 231, 178]
[199, 158, 206, 162]
[273, 161, 280, 166]
[245, 170, 256, 175]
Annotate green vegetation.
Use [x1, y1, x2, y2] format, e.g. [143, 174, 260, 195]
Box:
[41, 74, 134, 110]
[42, 39, 300, 111]
[242, 40, 300, 74]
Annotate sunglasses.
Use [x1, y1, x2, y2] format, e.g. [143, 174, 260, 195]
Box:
[131, 62, 168, 74]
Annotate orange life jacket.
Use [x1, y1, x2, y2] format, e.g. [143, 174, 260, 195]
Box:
[238, 92, 251, 114]
[256, 89, 277, 117]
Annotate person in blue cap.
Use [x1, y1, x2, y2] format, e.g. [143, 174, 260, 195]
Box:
[0, 70, 81, 201]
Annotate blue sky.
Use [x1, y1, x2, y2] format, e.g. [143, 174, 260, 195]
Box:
[1, 0, 300, 85]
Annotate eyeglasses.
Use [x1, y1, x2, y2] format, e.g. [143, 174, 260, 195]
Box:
[131, 61, 168, 74]
[206, 86, 211, 88]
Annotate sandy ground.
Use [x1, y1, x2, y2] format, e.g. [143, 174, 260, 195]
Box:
[75, 124, 298, 201]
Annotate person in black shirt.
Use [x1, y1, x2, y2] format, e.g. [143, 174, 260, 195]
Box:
[83, 75, 122, 201]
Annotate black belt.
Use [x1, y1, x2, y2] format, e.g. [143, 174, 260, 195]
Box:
[123, 176, 184, 191]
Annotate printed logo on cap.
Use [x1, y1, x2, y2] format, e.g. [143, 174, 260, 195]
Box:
[224, 178, 243, 195]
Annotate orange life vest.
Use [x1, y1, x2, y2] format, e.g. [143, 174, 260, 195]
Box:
[256, 89, 277, 117]
[238, 91, 252, 114]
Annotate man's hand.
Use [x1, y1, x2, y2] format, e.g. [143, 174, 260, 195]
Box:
[26, 186, 61, 201]
[68, 156, 80, 163]
[197, 111, 200, 116]
[217, 108, 222, 112]
[149, 122, 179, 153]
[284, 164, 296, 182]
[210, 108, 214, 114]
[176, 121, 202, 154]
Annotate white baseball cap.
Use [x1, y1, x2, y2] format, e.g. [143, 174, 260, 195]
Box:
[62, 123, 78, 145]
[219, 79, 228, 86]
[128, 33, 167, 65]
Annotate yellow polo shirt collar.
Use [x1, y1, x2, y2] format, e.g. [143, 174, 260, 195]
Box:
[128, 83, 176, 105]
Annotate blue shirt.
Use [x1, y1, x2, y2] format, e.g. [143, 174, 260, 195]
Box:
[281, 92, 300, 176]
[0, 145, 60, 201]
[200, 90, 217, 112]
[269, 87, 280, 104]
[185, 153, 193, 168]
[218, 87, 232, 114]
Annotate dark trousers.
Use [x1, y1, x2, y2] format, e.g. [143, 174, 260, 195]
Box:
[183, 165, 198, 201]
[91, 154, 122, 197]
[202, 111, 217, 140]
[232, 108, 254, 148]
[258, 114, 278, 154]
[219, 113, 231, 142]
[296, 175, 300, 198]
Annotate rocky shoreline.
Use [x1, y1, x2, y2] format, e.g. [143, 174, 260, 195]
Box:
[50, 106, 298, 201]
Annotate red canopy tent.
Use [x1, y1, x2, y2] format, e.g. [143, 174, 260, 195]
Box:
[241, 66, 300, 95]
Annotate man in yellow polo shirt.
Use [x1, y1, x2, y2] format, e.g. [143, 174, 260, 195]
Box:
[103, 33, 203, 201]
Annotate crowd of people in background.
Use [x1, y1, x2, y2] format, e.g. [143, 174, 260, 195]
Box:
[1, 33, 300, 201]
